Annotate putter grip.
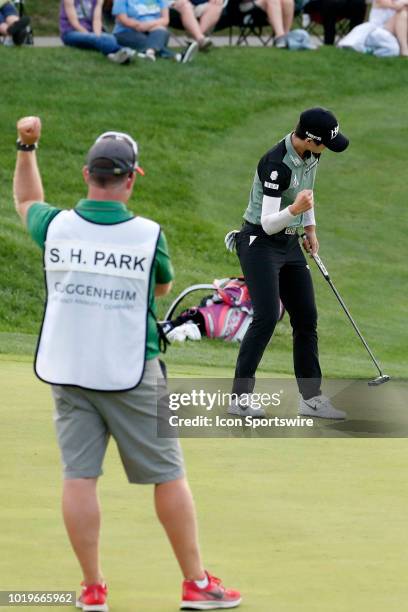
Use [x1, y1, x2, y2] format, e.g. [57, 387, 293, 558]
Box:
[313, 253, 330, 278]
[300, 233, 330, 279]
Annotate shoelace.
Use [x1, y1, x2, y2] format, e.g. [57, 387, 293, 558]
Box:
[314, 396, 329, 408]
[80, 583, 106, 597]
[208, 575, 224, 589]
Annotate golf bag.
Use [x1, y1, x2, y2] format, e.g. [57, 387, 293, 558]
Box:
[161, 277, 285, 343]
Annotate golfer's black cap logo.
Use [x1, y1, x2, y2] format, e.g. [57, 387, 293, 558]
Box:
[298, 107, 349, 153]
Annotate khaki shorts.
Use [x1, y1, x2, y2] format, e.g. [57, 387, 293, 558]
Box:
[193, 3, 208, 18]
[52, 359, 184, 484]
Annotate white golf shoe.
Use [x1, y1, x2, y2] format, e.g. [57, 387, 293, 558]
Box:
[228, 393, 266, 417]
[299, 394, 346, 420]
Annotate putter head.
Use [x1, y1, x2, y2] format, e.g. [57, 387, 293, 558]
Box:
[368, 375, 390, 386]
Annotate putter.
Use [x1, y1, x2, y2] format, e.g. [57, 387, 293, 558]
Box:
[300, 234, 390, 386]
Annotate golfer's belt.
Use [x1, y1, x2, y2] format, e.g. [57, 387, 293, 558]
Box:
[284, 227, 298, 235]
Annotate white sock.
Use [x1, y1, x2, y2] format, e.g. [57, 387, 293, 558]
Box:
[194, 574, 209, 589]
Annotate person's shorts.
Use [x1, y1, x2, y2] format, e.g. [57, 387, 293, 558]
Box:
[52, 358, 185, 484]
[169, 0, 209, 19]
[0, 2, 18, 24]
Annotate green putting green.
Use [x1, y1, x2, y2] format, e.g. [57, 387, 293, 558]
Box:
[1, 359, 408, 611]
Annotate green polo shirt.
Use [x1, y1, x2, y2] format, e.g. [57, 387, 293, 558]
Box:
[27, 199, 174, 361]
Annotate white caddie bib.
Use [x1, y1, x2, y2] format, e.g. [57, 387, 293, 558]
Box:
[35, 210, 161, 391]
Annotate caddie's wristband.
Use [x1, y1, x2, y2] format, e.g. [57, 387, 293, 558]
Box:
[16, 140, 38, 152]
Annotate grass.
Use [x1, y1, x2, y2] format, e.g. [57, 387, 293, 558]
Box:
[1, 43, 408, 612]
[26, 0, 60, 35]
[1, 360, 408, 612]
[1, 46, 407, 378]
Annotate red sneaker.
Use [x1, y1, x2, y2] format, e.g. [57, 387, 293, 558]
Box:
[181, 572, 241, 609]
[76, 582, 108, 612]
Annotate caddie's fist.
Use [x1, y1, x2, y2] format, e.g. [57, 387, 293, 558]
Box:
[17, 116, 41, 145]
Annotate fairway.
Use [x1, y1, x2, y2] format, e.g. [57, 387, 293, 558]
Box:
[1, 360, 408, 611]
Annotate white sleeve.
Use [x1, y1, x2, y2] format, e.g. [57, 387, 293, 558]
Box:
[303, 208, 316, 227]
[260, 195, 294, 235]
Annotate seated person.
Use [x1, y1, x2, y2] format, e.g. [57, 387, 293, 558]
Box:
[0, 0, 30, 45]
[304, 0, 367, 45]
[369, 0, 408, 56]
[239, 0, 295, 48]
[170, 0, 224, 51]
[113, 0, 198, 62]
[60, 0, 135, 63]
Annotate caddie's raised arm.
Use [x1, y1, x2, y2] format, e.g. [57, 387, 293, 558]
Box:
[13, 116, 44, 224]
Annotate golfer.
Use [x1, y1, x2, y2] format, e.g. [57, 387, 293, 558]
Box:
[227, 107, 348, 419]
[13, 116, 241, 611]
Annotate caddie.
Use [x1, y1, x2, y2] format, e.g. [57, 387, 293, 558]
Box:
[13, 116, 241, 611]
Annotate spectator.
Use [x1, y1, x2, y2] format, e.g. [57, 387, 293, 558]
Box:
[113, 0, 199, 62]
[60, 0, 135, 64]
[239, 0, 295, 47]
[170, 0, 224, 51]
[369, 0, 408, 55]
[0, 0, 30, 45]
[304, 0, 367, 45]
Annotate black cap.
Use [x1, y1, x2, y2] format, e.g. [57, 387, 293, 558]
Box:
[298, 107, 349, 153]
[87, 131, 144, 176]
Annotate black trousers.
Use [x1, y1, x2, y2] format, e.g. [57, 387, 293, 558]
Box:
[233, 223, 322, 400]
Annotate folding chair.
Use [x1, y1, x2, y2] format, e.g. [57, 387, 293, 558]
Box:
[15, 0, 33, 44]
[169, 0, 231, 47]
[299, 0, 368, 45]
[0, 0, 33, 46]
[303, 8, 349, 43]
[227, 0, 273, 46]
[169, 6, 189, 47]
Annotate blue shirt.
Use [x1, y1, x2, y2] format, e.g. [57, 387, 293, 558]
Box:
[113, 0, 168, 33]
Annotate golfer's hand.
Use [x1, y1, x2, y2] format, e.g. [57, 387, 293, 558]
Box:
[290, 190, 314, 215]
[303, 230, 319, 256]
[17, 116, 41, 146]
